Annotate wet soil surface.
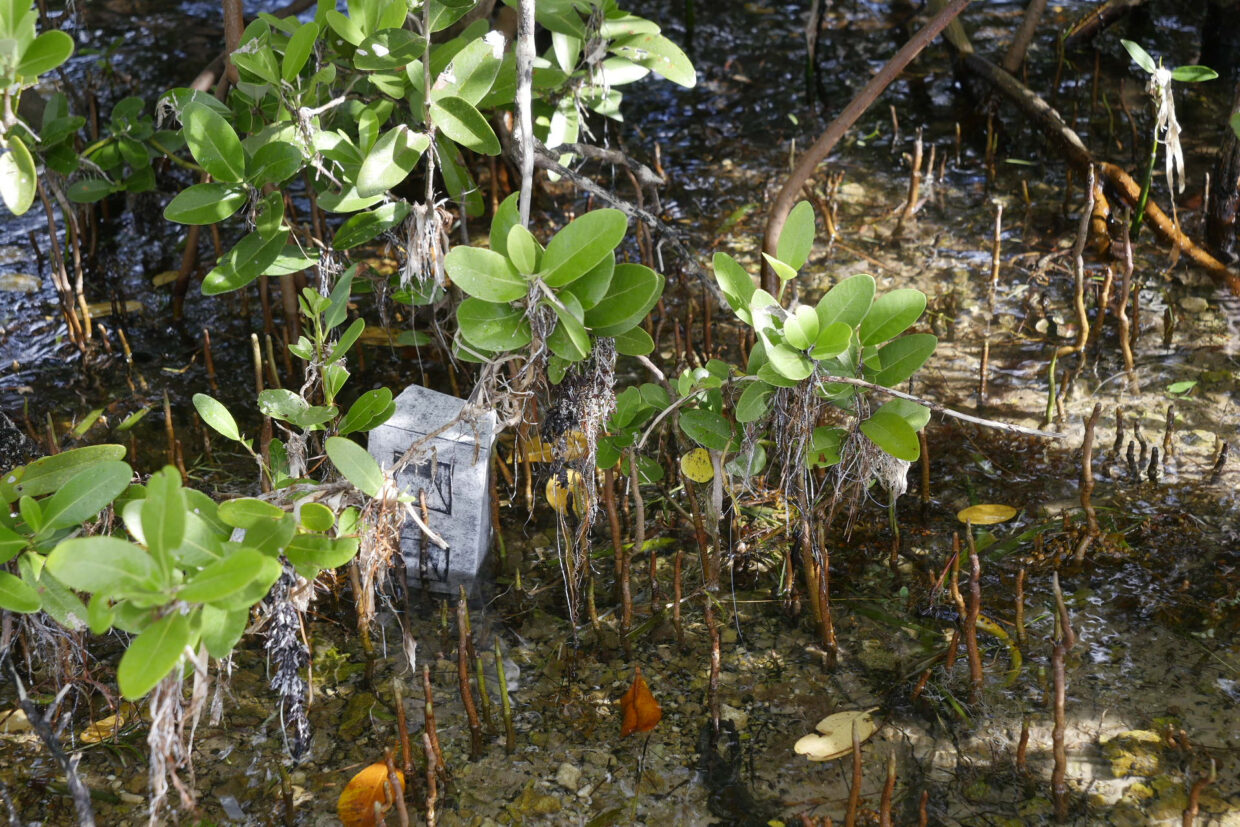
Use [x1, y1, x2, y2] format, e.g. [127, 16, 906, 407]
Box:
[3, 0, 1240, 825]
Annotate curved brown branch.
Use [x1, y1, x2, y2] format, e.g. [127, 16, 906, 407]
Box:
[762, 0, 972, 293]
[957, 52, 1240, 294]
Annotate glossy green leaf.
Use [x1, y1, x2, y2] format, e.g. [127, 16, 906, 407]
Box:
[255, 190, 284, 240]
[281, 20, 319, 80]
[218, 497, 285, 529]
[118, 611, 191, 699]
[611, 32, 696, 87]
[583, 263, 663, 335]
[40, 461, 131, 530]
[765, 343, 814, 381]
[337, 388, 395, 436]
[285, 534, 359, 574]
[0, 135, 36, 215]
[726, 442, 767, 477]
[0, 524, 25, 565]
[811, 320, 852, 359]
[879, 397, 931, 431]
[0, 571, 40, 613]
[817, 274, 875, 329]
[539, 209, 628, 287]
[202, 229, 289, 294]
[333, 201, 412, 250]
[1120, 39, 1156, 75]
[179, 549, 266, 603]
[163, 182, 247, 225]
[565, 254, 614, 310]
[1170, 65, 1218, 83]
[354, 28, 425, 70]
[193, 393, 242, 442]
[87, 591, 113, 634]
[182, 103, 245, 183]
[457, 297, 532, 351]
[872, 333, 937, 388]
[777, 201, 816, 271]
[860, 408, 920, 461]
[783, 305, 819, 350]
[735, 379, 774, 423]
[761, 252, 799, 283]
[326, 436, 385, 497]
[808, 426, 845, 467]
[712, 252, 755, 323]
[859, 288, 926, 345]
[430, 95, 500, 155]
[298, 501, 335, 532]
[505, 224, 542, 275]
[15, 30, 74, 78]
[46, 536, 157, 594]
[445, 245, 528, 302]
[200, 604, 249, 658]
[443, 35, 503, 105]
[613, 325, 654, 356]
[490, 191, 520, 257]
[357, 126, 430, 197]
[248, 141, 303, 187]
[679, 409, 733, 452]
[12, 445, 126, 498]
[66, 178, 118, 203]
[325, 9, 365, 45]
[546, 296, 591, 361]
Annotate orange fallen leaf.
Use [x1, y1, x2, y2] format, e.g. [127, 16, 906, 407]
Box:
[620, 665, 662, 737]
[337, 762, 404, 827]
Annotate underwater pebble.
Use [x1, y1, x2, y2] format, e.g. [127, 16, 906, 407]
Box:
[554, 761, 581, 791]
[1179, 296, 1209, 313]
[720, 704, 748, 731]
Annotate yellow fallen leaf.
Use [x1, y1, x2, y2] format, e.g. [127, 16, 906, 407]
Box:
[794, 708, 880, 762]
[80, 702, 140, 743]
[545, 469, 584, 515]
[151, 270, 181, 287]
[679, 448, 714, 483]
[83, 300, 144, 318]
[956, 504, 1018, 525]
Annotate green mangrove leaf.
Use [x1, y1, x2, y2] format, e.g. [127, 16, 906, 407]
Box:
[583, 263, 663, 336]
[337, 388, 395, 436]
[879, 397, 930, 431]
[202, 229, 289, 294]
[817, 273, 875, 329]
[490, 191, 520, 257]
[0, 135, 36, 215]
[326, 437, 384, 497]
[16, 30, 74, 79]
[248, 140, 303, 187]
[357, 126, 430, 197]
[193, 394, 242, 442]
[218, 497, 284, 528]
[871, 333, 936, 388]
[860, 407, 920, 461]
[354, 28, 425, 70]
[539, 209, 627, 288]
[430, 95, 500, 155]
[40, 461, 130, 530]
[611, 32, 695, 88]
[162, 182, 247, 225]
[613, 325, 654, 356]
[333, 201, 412, 250]
[761, 252, 798, 283]
[735, 379, 775, 423]
[457, 297, 533, 352]
[0, 571, 40, 613]
[679, 409, 733, 452]
[712, 252, 755, 323]
[444, 245, 528, 302]
[182, 103, 245, 183]
[46, 537, 157, 594]
[565, 254, 614, 310]
[1120, 39, 1156, 75]
[281, 20, 319, 81]
[859, 288, 926, 345]
[179, 549, 266, 603]
[505, 224, 542, 275]
[777, 200, 816, 271]
[118, 611, 191, 699]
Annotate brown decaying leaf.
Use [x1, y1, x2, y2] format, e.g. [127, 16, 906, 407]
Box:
[620, 665, 662, 737]
[337, 761, 405, 827]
